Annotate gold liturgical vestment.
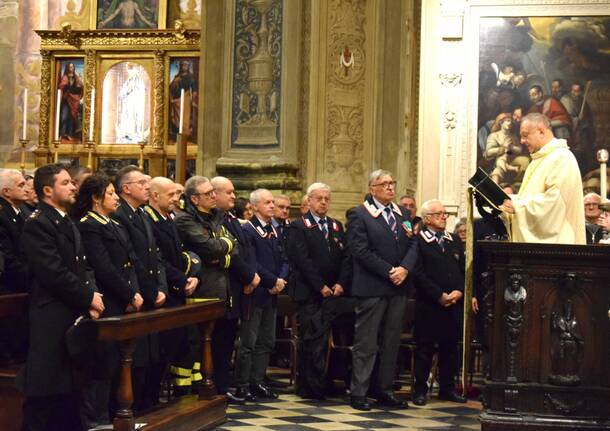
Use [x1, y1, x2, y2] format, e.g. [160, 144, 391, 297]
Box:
[507, 138, 586, 244]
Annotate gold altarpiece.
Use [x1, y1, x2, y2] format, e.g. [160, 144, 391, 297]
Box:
[35, 24, 199, 177]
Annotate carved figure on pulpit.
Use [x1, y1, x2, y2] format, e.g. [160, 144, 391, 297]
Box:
[550, 299, 583, 386]
[504, 273, 526, 381]
[117, 64, 147, 143]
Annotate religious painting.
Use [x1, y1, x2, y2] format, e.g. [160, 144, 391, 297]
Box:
[477, 17, 610, 192]
[55, 58, 85, 143]
[167, 0, 201, 28]
[96, 0, 160, 29]
[168, 57, 199, 144]
[101, 61, 152, 144]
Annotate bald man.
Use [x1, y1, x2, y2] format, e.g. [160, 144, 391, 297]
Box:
[144, 177, 199, 395]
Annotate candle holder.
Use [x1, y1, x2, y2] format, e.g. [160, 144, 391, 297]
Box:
[175, 133, 188, 185]
[86, 140, 96, 170]
[53, 140, 60, 163]
[138, 141, 146, 171]
[19, 139, 28, 173]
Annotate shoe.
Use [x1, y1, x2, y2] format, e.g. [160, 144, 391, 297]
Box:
[412, 393, 427, 406]
[377, 392, 408, 408]
[250, 384, 279, 399]
[226, 391, 246, 405]
[235, 386, 257, 402]
[350, 396, 371, 411]
[438, 390, 467, 403]
[264, 375, 289, 388]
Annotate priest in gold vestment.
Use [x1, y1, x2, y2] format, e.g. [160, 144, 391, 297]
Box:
[500, 113, 586, 245]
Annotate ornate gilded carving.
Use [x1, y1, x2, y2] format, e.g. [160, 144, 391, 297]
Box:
[232, 0, 283, 147]
[59, 23, 81, 48]
[324, 0, 366, 189]
[84, 50, 96, 144]
[153, 50, 165, 150]
[439, 72, 462, 87]
[504, 273, 526, 382]
[549, 276, 584, 386]
[39, 51, 52, 149]
[36, 30, 200, 50]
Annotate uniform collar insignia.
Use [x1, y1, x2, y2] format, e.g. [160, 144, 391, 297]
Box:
[303, 216, 314, 228]
[420, 229, 436, 243]
[363, 200, 382, 218]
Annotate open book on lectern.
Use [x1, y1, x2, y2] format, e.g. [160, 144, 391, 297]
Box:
[468, 167, 510, 211]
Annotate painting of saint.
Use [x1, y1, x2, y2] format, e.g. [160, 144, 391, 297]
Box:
[56, 59, 85, 142]
[168, 58, 199, 143]
[477, 17, 610, 192]
[101, 61, 151, 144]
[97, 0, 158, 29]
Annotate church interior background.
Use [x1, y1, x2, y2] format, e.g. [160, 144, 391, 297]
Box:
[2, 0, 610, 222]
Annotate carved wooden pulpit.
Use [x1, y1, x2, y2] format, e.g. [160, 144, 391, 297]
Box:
[479, 242, 610, 431]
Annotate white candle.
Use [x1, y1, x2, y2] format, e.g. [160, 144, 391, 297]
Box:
[22, 89, 27, 140]
[179, 88, 185, 134]
[55, 89, 61, 141]
[89, 89, 95, 141]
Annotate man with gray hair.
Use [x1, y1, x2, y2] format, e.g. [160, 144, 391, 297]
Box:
[347, 169, 418, 410]
[235, 188, 289, 401]
[285, 182, 353, 399]
[499, 113, 585, 244]
[583, 192, 606, 244]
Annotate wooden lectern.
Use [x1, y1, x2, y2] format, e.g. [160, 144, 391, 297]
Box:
[479, 242, 610, 430]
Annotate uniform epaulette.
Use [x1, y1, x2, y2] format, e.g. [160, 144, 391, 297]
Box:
[420, 229, 435, 243]
[87, 211, 108, 225]
[80, 215, 88, 223]
[143, 205, 159, 222]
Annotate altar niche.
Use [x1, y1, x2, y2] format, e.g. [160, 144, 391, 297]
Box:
[35, 23, 199, 178]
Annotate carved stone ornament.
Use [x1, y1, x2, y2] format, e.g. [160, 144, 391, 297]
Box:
[39, 51, 52, 149]
[439, 73, 462, 87]
[504, 272, 526, 382]
[549, 293, 584, 386]
[544, 393, 584, 415]
[444, 110, 457, 129]
[36, 30, 200, 50]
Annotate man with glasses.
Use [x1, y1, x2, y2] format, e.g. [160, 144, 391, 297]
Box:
[583, 193, 606, 244]
[411, 199, 466, 406]
[347, 169, 417, 410]
[175, 176, 238, 396]
[115, 165, 168, 411]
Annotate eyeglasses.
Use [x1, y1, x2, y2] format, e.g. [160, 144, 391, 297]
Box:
[124, 179, 149, 187]
[195, 189, 216, 198]
[371, 181, 397, 189]
[584, 203, 599, 208]
[427, 211, 449, 218]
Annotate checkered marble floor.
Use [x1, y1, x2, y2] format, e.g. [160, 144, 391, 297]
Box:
[215, 393, 482, 430]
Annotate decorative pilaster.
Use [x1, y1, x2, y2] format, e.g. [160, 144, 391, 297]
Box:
[153, 50, 165, 150]
[38, 50, 51, 150]
[83, 49, 96, 145]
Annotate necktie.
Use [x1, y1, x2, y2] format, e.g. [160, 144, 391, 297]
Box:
[319, 218, 329, 242]
[264, 224, 275, 238]
[384, 207, 397, 239]
[435, 231, 445, 252]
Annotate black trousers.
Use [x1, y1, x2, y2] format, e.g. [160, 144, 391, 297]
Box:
[413, 332, 460, 395]
[22, 393, 83, 431]
[296, 296, 354, 399]
[211, 317, 238, 394]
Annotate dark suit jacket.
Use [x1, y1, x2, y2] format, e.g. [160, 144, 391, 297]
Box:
[114, 198, 167, 308]
[18, 201, 96, 396]
[242, 217, 289, 308]
[347, 198, 417, 297]
[0, 197, 28, 293]
[144, 205, 188, 307]
[78, 211, 139, 316]
[413, 227, 464, 342]
[285, 211, 351, 302]
[223, 212, 257, 319]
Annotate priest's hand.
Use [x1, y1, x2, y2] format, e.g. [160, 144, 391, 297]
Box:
[499, 199, 514, 214]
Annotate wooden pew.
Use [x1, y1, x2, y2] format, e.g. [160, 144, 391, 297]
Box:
[94, 300, 226, 431]
[0, 293, 28, 431]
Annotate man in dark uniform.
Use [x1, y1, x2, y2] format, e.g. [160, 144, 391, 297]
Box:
[285, 182, 353, 399]
[0, 169, 29, 365]
[235, 188, 289, 400]
[175, 176, 237, 396]
[19, 163, 104, 431]
[212, 176, 261, 403]
[114, 166, 167, 410]
[412, 199, 467, 406]
[144, 177, 199, 395]
[347, 169, 417, 411]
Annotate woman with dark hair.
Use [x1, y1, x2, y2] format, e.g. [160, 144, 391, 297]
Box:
[234, 196, 253, 222]
[74, 173, 143, 428]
